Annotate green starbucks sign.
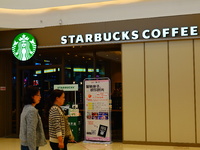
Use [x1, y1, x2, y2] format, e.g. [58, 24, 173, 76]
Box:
[12, 33, 37, 61]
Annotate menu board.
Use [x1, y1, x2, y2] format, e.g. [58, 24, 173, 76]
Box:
[84, 78, 111, 142]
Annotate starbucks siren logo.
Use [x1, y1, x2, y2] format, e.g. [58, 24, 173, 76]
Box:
[12, 33, 37, 61]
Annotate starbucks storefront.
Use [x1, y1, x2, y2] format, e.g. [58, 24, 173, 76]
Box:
[1, 13, 200, 146]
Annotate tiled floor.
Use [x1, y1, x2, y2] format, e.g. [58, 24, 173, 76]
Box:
[1, 138, 200, 150]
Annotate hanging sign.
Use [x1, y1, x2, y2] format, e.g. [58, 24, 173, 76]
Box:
[54, 84, 79, 106]
[84, 78, 111, 143]
[54, 84, 78, 91]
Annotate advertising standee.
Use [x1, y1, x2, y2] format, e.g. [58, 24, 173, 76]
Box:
[84, 78, 111, 143]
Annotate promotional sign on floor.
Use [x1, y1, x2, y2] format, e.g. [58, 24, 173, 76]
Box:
[84, 78, 111, 143]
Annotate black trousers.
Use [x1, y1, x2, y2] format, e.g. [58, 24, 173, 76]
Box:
[50, 137, 68, 150]
[21, 145, 39, 150]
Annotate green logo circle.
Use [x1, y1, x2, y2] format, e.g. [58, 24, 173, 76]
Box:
[12, 33, 37, 61]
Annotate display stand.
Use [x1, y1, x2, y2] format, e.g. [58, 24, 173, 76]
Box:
[83, 77, 112, 144]
[68, 116, 82, 142]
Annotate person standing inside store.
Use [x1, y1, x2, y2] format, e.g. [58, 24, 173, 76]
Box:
[48, 89, 74, 150]
[19, 85, 47, 150]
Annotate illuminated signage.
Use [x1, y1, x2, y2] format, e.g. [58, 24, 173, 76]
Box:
[61, 26, 198, 44]
[12, 33, 37, 61]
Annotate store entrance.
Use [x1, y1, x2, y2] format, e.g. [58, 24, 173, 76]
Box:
[12, 66, 62, 136]
[12, 45, 122, 141]
[21, 67, 61, 137]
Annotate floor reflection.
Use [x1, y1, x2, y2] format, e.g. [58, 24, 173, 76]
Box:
[0, 138, 200, 150]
